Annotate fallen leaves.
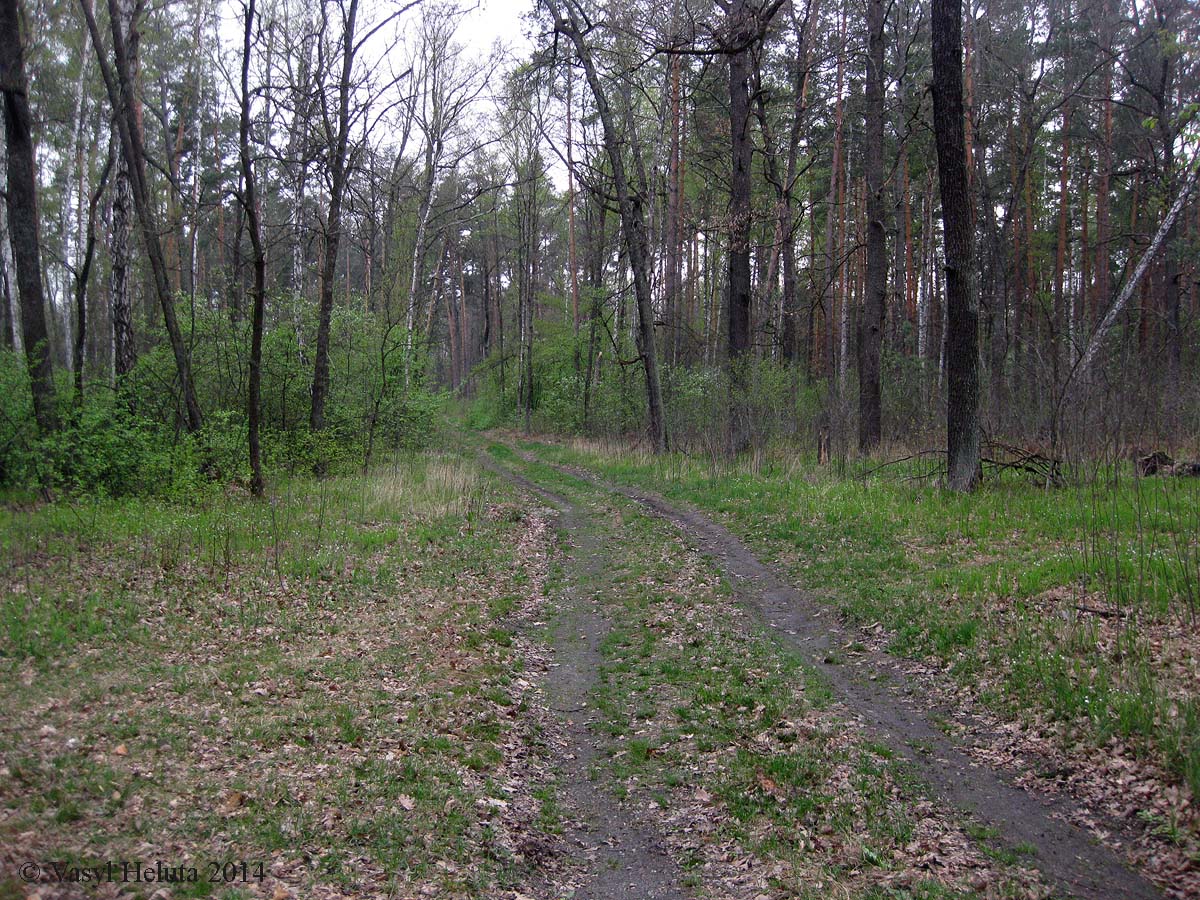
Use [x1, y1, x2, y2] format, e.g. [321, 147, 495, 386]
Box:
[0, 466, 568, 900]
[754, 772, 785, 801]
[220, 790, 247, 815]
[852, 592, 1200, 899]
[573, 518, 1054, 900]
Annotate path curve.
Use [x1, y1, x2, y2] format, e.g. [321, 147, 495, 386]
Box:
[511, 448, 1163, 900]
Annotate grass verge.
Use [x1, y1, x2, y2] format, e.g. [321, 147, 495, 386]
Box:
[507, 435, 1200, 890]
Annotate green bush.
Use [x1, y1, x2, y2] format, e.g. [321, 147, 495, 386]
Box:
[0, 293, 444, 498]
[461, 313, 826, 451]
[0, 350, 36, 488]
[464, 395, 503, 431]
[197, 408, 249, 481]
[36, 400, 201, 499]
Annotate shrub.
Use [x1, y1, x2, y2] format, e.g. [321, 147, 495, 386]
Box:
[0, 350, 36, 489]
[36, 400, 203, 499]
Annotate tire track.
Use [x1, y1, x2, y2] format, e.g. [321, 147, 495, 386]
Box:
[504, 445, 1162, 900]
[477, 451, 689, 900]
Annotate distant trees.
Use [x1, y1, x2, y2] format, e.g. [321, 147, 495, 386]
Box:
[501, 72, 547, 433]
[1, 0, 1198, 493]
[401, 4, 496, 387]
[547, 0, 666, 452]
[80, 0, 204, 432]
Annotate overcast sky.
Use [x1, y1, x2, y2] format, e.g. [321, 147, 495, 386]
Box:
[458, 0, 536, 57]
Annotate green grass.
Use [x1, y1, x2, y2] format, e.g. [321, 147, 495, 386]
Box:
[489, 442, 1039, 896]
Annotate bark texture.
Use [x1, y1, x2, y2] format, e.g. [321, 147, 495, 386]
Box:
[240, 0, 266, 495]
[726, 0, 753, 454]
[858, 0, 885, 452]
[1, 0, 57, 433]
[109, 0, 136, 379]
[931, 0, 980, 490]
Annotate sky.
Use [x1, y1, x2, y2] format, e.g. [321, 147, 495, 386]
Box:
[454, 0, 573, 190]
[457, 0, 536, 58]
[213, 0, 562, 184]
[215, 0, 537, 85]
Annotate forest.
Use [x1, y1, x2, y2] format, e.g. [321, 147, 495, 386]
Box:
[2, 0, 1199, 897]
[0, 0, 1195, 490]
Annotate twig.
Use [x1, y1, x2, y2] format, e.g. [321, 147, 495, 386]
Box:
[857, 449, 946, 480]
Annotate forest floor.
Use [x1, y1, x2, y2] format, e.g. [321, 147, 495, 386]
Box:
[1, 438, 1196, 899]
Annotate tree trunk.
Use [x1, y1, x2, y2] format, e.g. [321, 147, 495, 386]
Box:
[918, 174, 933, 381]
[0, 206, 14, 350]
[403, 147, 438, 385]
[108, 0, 138, 380]
[726, 0, 753, 454]
[81, 0, 203, 432]
[73, 145, 112, 403]
[1054, 106, 1071, 385]
[1072, 161, 1198, 385]
[931, 0, 980, 490]
[310, 0, 359, 435]
[240, 0, 266, 495]
[903, 155, 915, 328]
[663, 53, 683, 366]
[822, 6, 845, 434]
[582, 196, 608, 429]
[566, 63, 580, 334]
[780, 1, 814, 366]
[1093, 6, 1113, 324]
[754, 80, 784, 360]
[858, 0, 885, 452]
[1, 0, 57, 433]
[515, 157, 540, 433]
[110, 158, 135, 376]
[1162, 155, 1182, 389]
[837, 165, 850, 389]
[550, 0, 665, 452]
[60, 52, 88, 366]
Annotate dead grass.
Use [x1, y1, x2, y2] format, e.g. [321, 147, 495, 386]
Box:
[365, 455, 480, 522]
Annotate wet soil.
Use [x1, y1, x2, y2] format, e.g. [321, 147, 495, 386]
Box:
[478, 453, 690, 900]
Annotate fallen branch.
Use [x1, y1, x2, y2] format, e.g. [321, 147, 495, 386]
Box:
[1075, 604, 1126, 619]
[857, 449, 947, 480]
[981, 440, 1063, 486]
